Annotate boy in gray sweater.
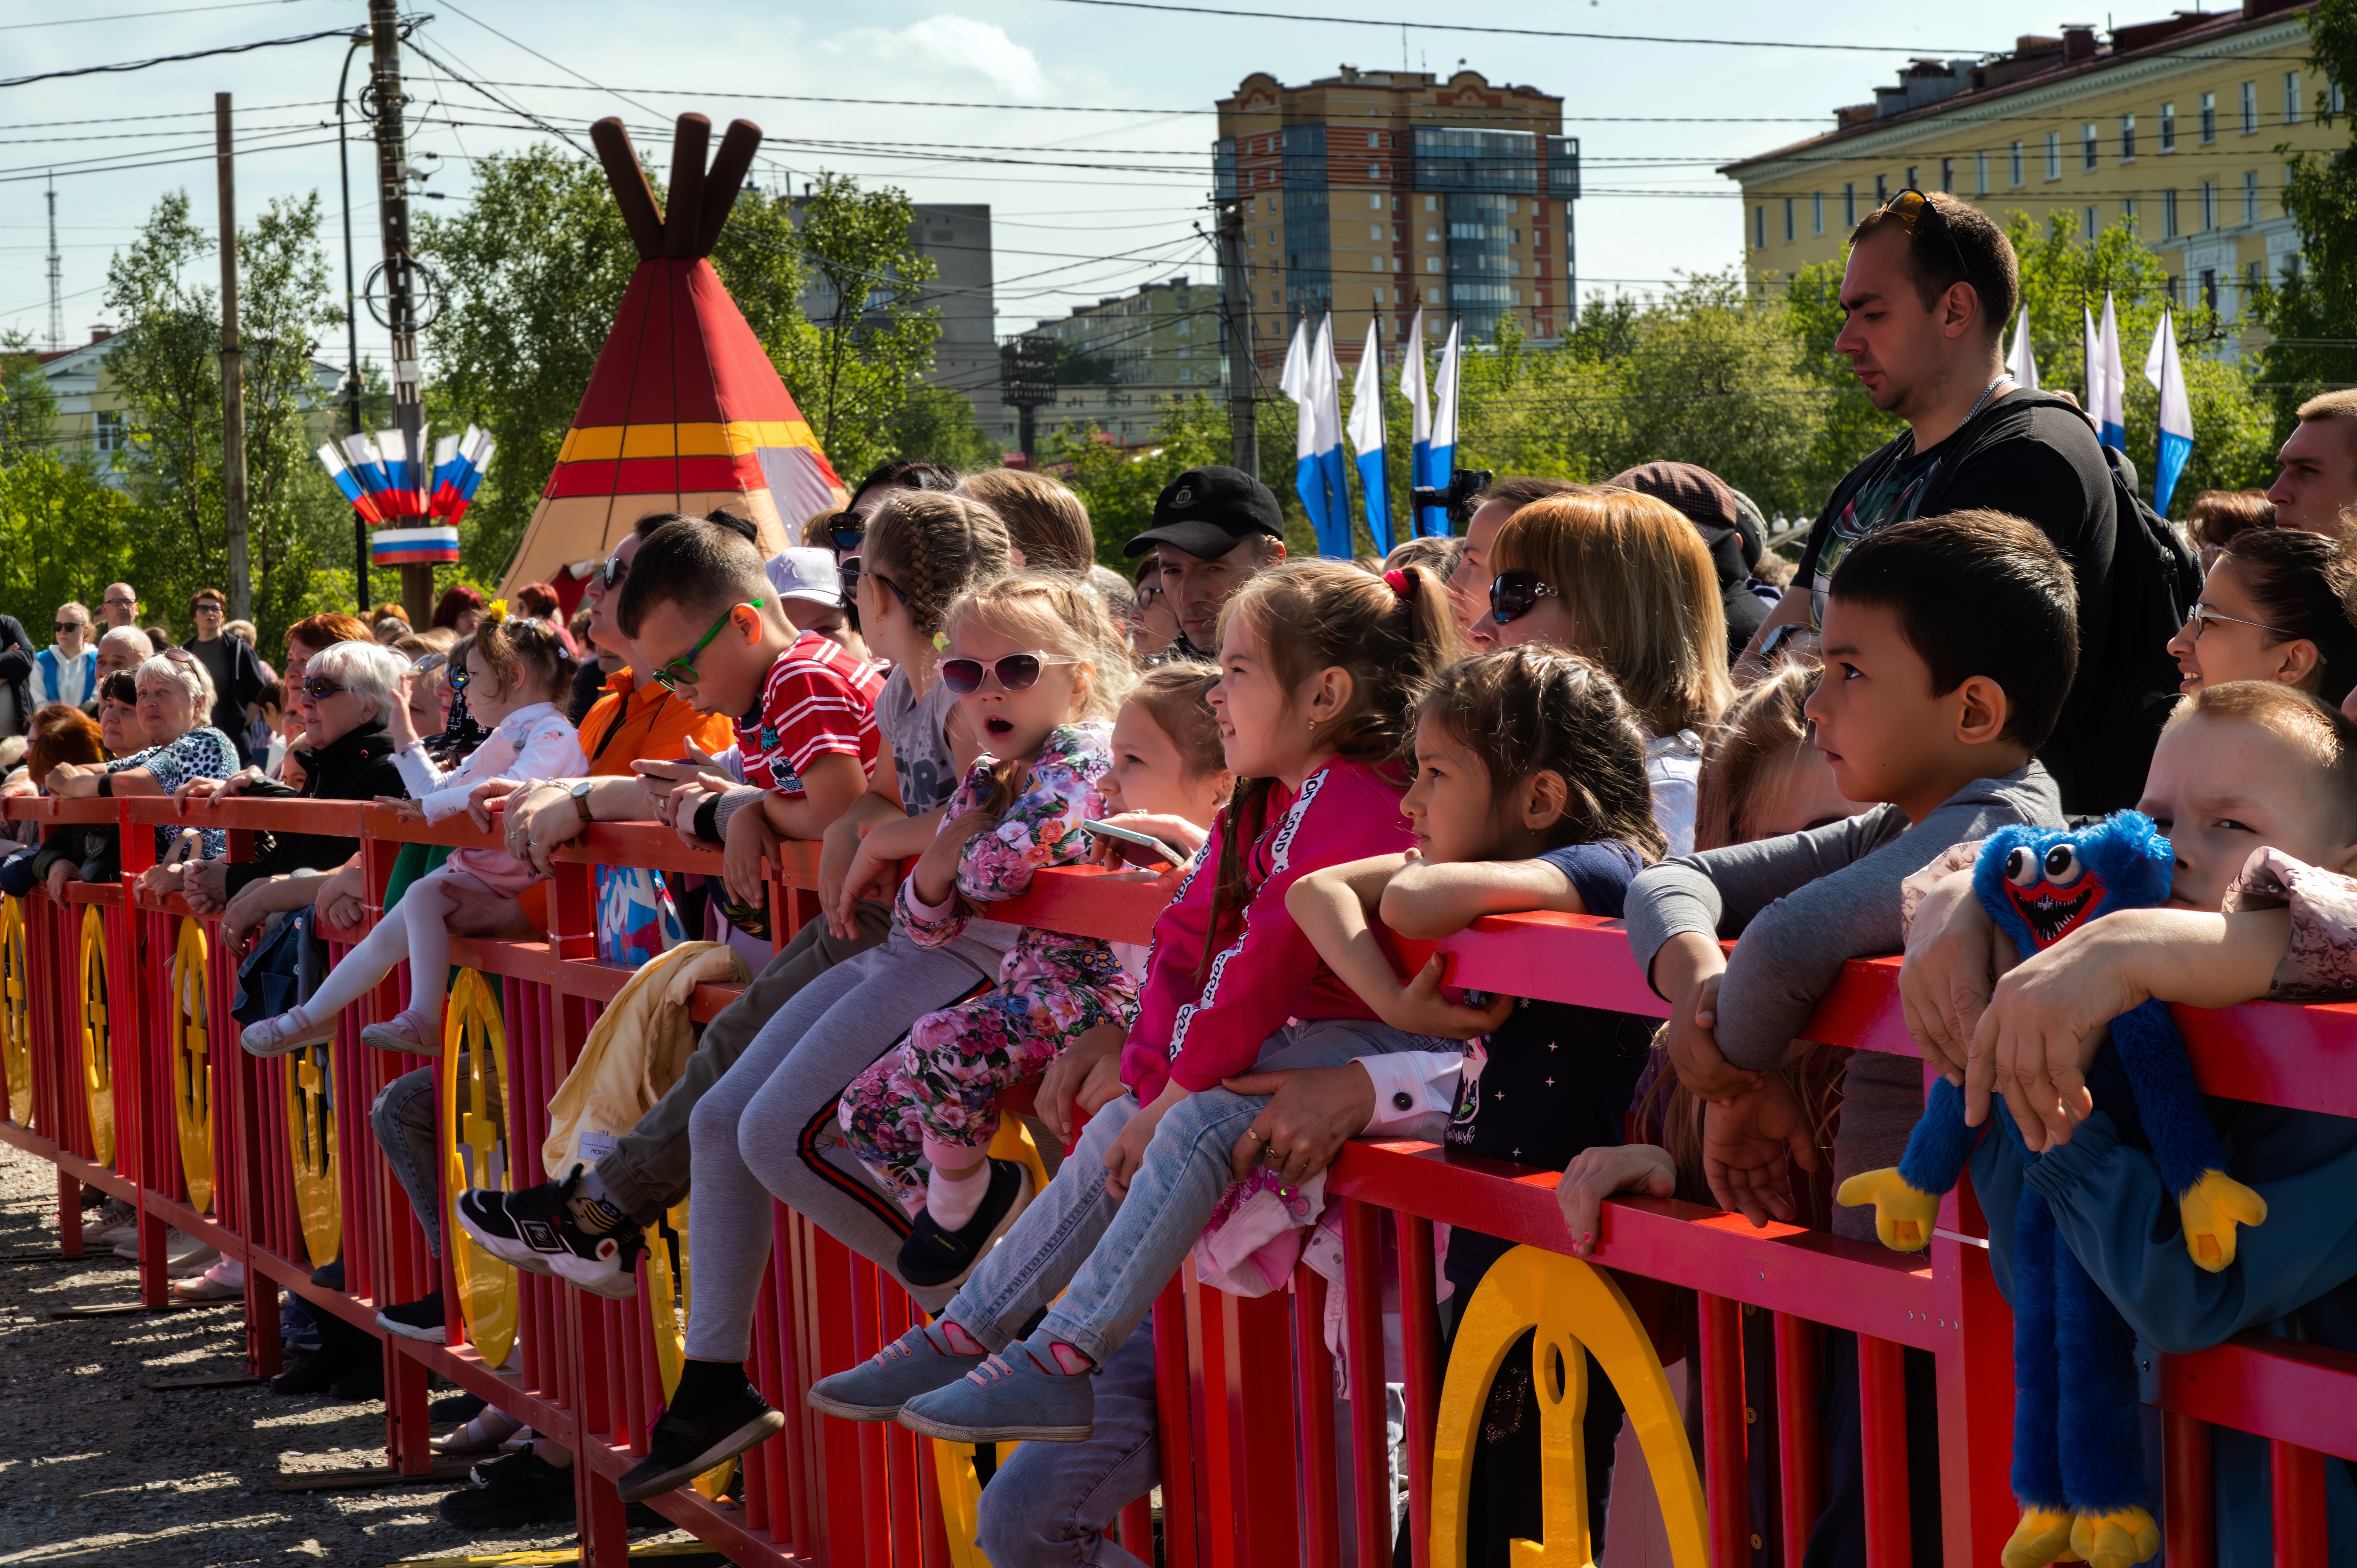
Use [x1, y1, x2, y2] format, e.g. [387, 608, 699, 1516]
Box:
[1626, 509, 2079, 1243]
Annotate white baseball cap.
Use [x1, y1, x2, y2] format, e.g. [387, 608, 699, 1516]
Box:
[764, 547, 843, 608]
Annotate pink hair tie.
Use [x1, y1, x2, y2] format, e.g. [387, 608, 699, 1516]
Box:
[1383, 568, 1411, 599]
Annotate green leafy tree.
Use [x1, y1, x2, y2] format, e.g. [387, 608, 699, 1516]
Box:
[2253, 0, 2357, 426]
[778, 172, 944, 485]
[892, 382, 1000, 471]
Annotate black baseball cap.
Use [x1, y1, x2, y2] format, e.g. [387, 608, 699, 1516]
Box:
[1124, 466, 1284, 559]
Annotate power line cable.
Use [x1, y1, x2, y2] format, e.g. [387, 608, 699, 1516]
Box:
[0, 28, 358, 90]
[1036, 0, 1997, 53]
[0, 0, 324, 30]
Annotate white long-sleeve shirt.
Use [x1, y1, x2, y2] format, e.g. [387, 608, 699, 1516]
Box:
[1357, 1050, 1465, 1143]
[392, 701, 588, 823]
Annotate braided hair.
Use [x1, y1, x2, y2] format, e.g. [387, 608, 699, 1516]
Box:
[864, 491, 1014, 638]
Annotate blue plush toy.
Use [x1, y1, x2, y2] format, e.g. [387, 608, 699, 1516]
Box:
[1838, 812, 2267, 1568]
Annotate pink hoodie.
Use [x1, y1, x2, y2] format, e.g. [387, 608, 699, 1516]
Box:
[1119, 758, 1415, 1102]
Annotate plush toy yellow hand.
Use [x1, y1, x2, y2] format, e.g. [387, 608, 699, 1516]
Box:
[2070, 1504, 2159, 1568]
[2176, 1169, 2267, 1273]
[1835, 1167, 1943, 1252]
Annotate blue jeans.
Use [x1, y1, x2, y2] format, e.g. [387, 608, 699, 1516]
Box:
[947, 1017, 1446, 1366]
[976, 1316, 1160, 1568]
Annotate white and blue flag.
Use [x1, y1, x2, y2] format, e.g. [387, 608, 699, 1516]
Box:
[2096, 292, 2126, 451]
[2144, 306, 2194, 516]
[1426, 318, 1462, 536]
[1280, 313, 1352, 556]
[1347, 318, 1393, 555]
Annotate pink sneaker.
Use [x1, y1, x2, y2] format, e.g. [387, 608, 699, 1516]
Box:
[240, 1007, 333, 1058]
[360, 1013, 438, 1054]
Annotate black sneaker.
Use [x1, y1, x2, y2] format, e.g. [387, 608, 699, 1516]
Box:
[438, 1449, 577, 1529]
[897, 1159, 1034, 1291]
[431, 1391, 487, 1422]
[616, 1378, 786, 1503]
[329, 1357, 384, 1402]
[455, 1167, 644, 1300]
[376, 1290, 445, 1344]
[270, 1349, 355, 1396]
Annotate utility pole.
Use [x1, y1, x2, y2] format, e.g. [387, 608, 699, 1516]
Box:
[215, 94, 251, 623]
[337, 33, 369, 614]
[1215, 198, 1258, 479]
[368, 0, 429, 623]
[43, 175, 61, 355]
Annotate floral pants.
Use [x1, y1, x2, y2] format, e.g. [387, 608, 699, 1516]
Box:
[838, 951, 1136, 1213]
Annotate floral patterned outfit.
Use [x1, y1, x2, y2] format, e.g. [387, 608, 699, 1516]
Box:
[837, 721, 1137, 1211]
[110, 726, 238, 860]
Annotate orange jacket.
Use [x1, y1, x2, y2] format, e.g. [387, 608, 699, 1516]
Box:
[576, 666, 734, 777]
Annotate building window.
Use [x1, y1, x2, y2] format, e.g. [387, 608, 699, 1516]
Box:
[1875, 173, 1887, 205]
[2123, 196, 2137, 226]
[2286, 71, 2304, 125]
[1941, 157, 1954, 193]
[2243, 79, 2259, 133]
[2009, 141, 2024, 187]
[2121, 114, 2137, 161]
[2159, 101, 2176, 153]
[2245, 169, 2260, 224]
[1974, 150, 1988, 195]
[1424, 194, 1437, 211]
[1812, 190, 1824, 235]
[2163, 187, 2179, 239]
[1905, 165, 1918, 189]
[94, 411, 124, 454]
[2046, 131, 2061, 180]
[1783, 197, 1795, 242]
[2083, 123, 2099, 170]
[2335, 78, 2347, 116]
[2203, 268, 2219, 312]
[1843, 182, 1857, 226]
[2200, 90, 2217, 142]
[2201, 180, 2217, 231]
[1753, 206, 1765, 249]
[2084, 205, 2098, 240]
[1367, 131, 1379, 148]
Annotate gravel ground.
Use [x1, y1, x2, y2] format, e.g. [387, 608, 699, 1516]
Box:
[0, 1141, 701, 1567]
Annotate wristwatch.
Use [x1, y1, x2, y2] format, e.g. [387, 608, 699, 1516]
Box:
[569, 779, 596, 821]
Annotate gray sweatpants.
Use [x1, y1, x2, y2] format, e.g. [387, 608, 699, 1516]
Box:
[682, 925, 1004, 1360]
[593, 899, 894, 1223]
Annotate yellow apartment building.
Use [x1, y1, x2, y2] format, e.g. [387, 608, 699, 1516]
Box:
[1214, 66, 1580, 370]
[1720, 0, 2339, 353]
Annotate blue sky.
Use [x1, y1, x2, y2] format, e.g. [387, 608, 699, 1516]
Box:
[0, 0, 2111, 375]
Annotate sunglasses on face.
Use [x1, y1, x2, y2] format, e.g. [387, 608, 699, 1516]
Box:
[410, 653, 447, 677]
[652, 599, 765, 694]
[599, 553, 631, 591]
[447, 664, 471, 691]
[54, 622, 83, 634]
[302, 677, 348, 701]
[821, 510, 866, 556]
[1489, 570, 1560, 625]
[838, 558, 907, 607]
[1878, 187, 1981, 307]
[939, 651, 1081, 695]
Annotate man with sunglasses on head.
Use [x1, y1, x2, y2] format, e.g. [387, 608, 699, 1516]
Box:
[1122, 465, 1287, 661]
[1742, 187, 2140, 812]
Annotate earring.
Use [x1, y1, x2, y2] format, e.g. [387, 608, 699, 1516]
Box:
[1306, 717, 1318, 733]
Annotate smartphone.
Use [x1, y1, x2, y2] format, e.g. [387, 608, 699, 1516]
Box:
[1078, 819, 1191, 867]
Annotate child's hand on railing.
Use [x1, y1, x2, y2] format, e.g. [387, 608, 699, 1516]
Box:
[1371, 956, 1514, 1041]
[376, 795, 427, 825]
[1700, 1077, 1816, 1228]
[44, 860, 74, 901]
[465, 777, 521, 832]
[1654, 932, 1758, 1105]
[1556, 1144, 1677, 1257]
[1041, 1024, 1126, 1142]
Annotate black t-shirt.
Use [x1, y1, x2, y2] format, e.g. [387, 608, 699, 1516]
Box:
[1444, 840, 1656, 1293]
[183, 632, 265, 767]
[1796, 390, 2118, 809]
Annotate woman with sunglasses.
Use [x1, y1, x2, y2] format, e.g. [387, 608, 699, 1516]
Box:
[1485, 489, 1732, 856]
[165, 639, 412, 939]
[2166, 525, 2357, 709]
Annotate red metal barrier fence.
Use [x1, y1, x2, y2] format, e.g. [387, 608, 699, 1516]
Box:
[0, 793, 2351, 1568]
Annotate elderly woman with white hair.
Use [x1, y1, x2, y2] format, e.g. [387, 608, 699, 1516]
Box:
[48, 647, 238, 858]
[167, 639, 413, 944]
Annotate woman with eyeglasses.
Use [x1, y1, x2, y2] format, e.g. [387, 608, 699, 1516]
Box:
[1484, 488, 1733, 856]
[48, 649, 239, 856]
[2166, 525, 2357, 709]
[168, 639, 414, 946]
[276, 613, 374, 787]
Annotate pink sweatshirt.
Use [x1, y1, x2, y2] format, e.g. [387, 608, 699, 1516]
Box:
[1120, 758, 1415, 1102]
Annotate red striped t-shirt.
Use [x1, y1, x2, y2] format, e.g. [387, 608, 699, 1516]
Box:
[736, 630, 885, 796]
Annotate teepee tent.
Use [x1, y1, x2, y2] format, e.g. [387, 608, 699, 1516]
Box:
[499, 113, 844, 594]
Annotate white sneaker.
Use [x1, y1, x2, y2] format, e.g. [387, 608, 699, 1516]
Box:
[165, 1231, 218, 1278]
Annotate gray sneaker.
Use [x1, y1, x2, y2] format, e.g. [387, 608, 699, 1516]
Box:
[895, 1344, 1094, 1444]
[806, 1323, 986, 1421]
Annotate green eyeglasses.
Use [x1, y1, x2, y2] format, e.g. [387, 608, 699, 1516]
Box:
[653, 599, 764, 693]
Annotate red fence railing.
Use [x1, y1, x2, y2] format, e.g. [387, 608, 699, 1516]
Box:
[0, 792, 2350, 1568]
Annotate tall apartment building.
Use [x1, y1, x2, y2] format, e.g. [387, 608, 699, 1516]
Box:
[1019, 275, 1221, 450]
[1213, 65, 1580, 369]
[1719, 1, 2334, 353]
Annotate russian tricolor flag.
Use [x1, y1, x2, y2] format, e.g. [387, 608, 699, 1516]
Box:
[431, 426, 496, 529]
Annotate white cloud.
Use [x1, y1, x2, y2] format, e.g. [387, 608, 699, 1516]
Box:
[830, 14, 1048, 99]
